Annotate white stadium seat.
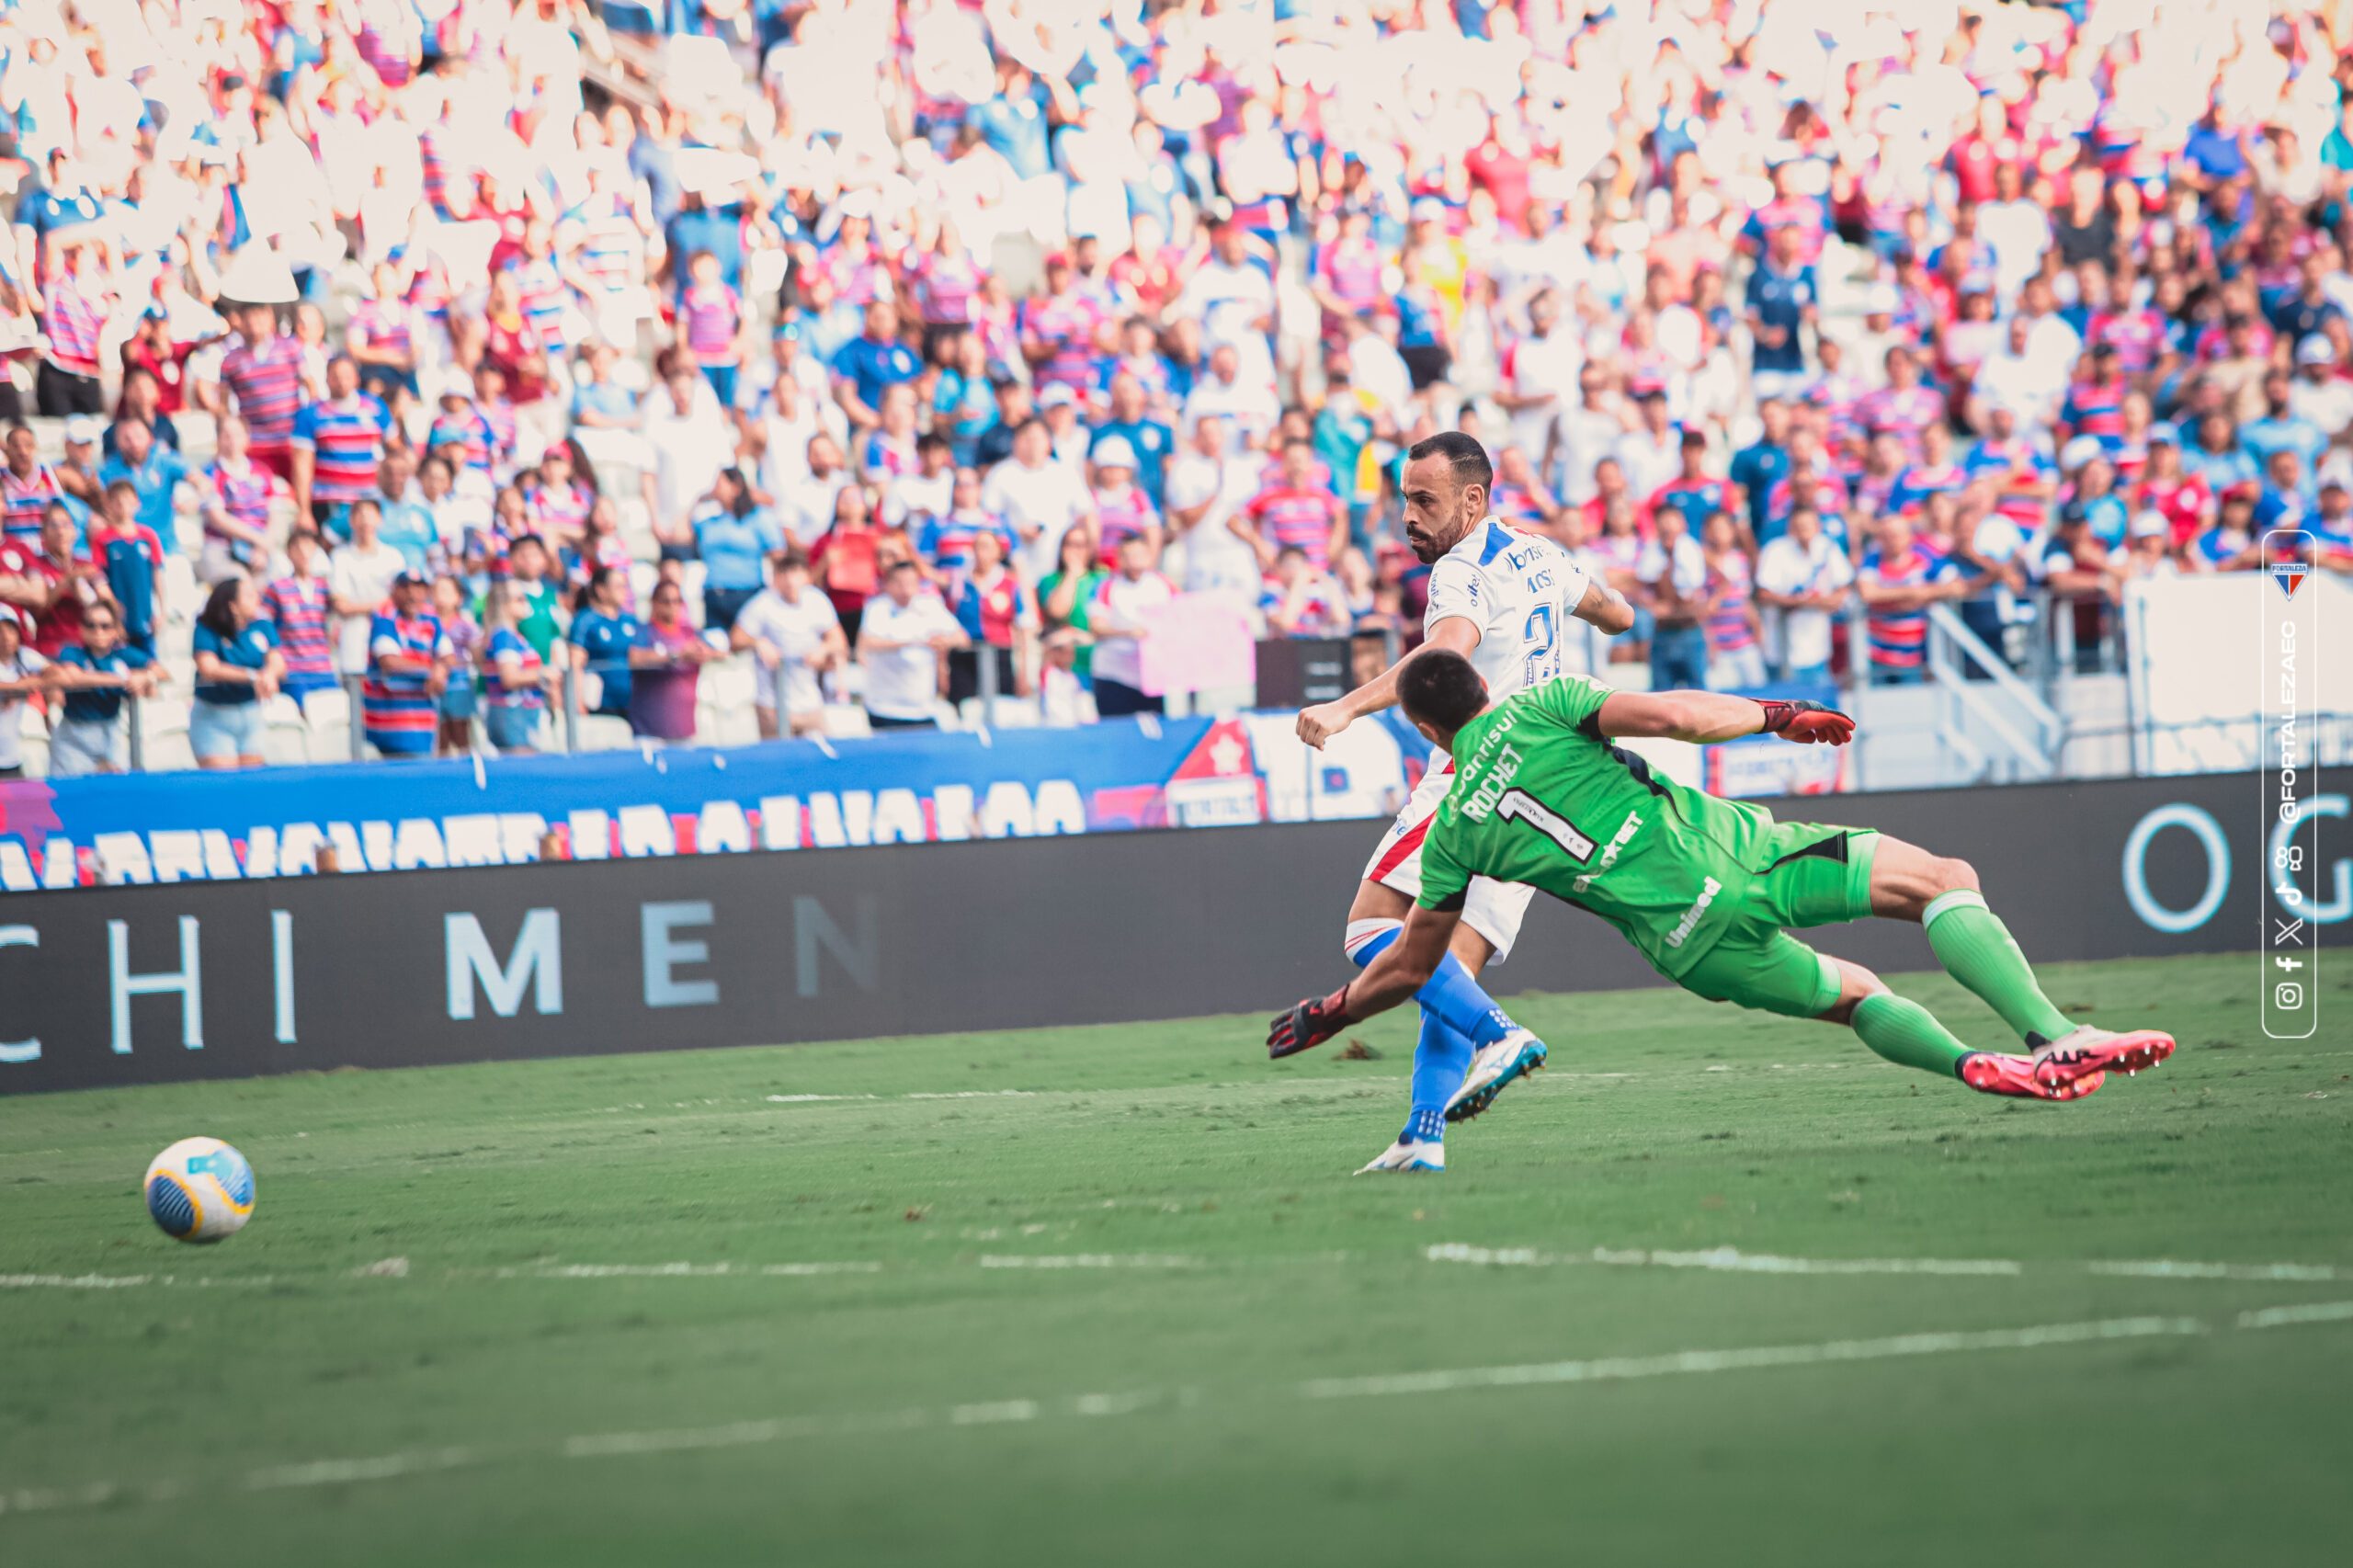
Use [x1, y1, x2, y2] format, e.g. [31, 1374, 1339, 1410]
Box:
[818, 704, 871, 739]
[17, 701, 50, 777]
[261, 695, 311, 766]
[136, 696, 195, 773]
[574, 713, 636, 752]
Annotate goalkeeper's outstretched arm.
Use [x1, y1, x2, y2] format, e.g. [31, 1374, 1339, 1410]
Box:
[1266, 903, 1459, 1057]
[1594, 691, 1856, 745]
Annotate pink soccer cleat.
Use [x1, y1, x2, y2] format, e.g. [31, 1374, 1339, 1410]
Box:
[1961, 1052, 2107, 1102]
[2026, 1027, 2176, 1089]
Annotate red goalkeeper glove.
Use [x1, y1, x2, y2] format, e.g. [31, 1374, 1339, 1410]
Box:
[1267, 985, 1356, 1059]
[1756, 699, 1855, 745]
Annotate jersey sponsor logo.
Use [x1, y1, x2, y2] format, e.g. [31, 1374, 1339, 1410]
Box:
[1453, 712, 1523, 821]
[1459, 744, 1526, 821]
[1495, 788, 1595, 861]
[1572, 810, 1644, 893]
[1665, 876, 1723, 949]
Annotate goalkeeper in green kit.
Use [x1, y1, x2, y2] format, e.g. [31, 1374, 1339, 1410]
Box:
[1267, 650, 2176, 1171]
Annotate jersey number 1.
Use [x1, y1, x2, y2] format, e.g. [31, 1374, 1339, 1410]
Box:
[1495, 788, 1596, 863]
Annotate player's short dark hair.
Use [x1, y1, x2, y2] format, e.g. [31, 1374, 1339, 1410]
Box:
[1397, 648, 1489, 734]
[1406, 430, 1492, 495]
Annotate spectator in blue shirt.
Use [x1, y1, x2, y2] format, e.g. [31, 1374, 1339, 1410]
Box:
[95, 416, 188, 552]
[665, 190, 743, 300]
[971, 61, 1057, 182]
[2181, 108, 2248, 188]
[15, 150, 105, 276]
[625, 107, 683, 226]
[2062, 443, 2131, 548]
[1743, 224, 1816, 402]
[188, 575, 283, 770]
[679, 467, 785, 631]
[48, 597, 158, 776]
[2254, 449, 2314, 534]
[2184, 410, 2258, 495]
[1729, 397, 1793, 539]
[102, 367, 180, 457]
[570, 339, 641, 431]
[1091, 373, 1176, 506]
[830, 300, 923, 431]
[568, 565, 645, 722]
[2239, 370, 2327, 496]
[366, 449, 438, 569]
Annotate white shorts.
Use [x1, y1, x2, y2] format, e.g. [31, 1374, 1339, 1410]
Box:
[1358, 756, 1536, 962]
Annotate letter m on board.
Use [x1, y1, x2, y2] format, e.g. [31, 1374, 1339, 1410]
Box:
[446, 910, 563, 1019]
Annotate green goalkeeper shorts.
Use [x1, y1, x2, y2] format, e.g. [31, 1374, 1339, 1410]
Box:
[1678, 826, 1881, 1019]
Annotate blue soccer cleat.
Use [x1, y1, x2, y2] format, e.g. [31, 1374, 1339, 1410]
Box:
[1444, 1028, 1548, 1123]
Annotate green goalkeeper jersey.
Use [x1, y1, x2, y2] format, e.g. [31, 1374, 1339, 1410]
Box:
[1416, 675, 1785, 979]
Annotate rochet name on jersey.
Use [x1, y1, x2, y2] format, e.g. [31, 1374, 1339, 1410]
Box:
[1422, 518, 1591, 706]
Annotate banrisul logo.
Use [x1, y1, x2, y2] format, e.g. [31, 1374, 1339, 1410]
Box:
[2273, 559, 2308, 600]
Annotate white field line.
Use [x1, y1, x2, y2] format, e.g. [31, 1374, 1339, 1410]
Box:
[1297, 1314, 2205, 1400]
[2088, 1260, 2341, 1282]
[977, 1254, 1200, 1269]
[1427, 1244, 2024, 1277]
[8, 1250, 2345, 1290]
[8, 1303, 2351, 1518]
[1429, 1245, 2348, 1282]
[0, 1273, 282, 1290]
[2237, 1300, 2353, 1328]
[759, 1081, 1398, 1106]
[510, 1262, 882, 1279]
[247, 1448, 473, 1491]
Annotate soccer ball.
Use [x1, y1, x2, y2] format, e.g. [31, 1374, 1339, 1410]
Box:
[143, 1138, 256, 1244]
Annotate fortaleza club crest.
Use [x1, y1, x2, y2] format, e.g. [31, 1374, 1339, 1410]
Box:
[2272, 559, 2308, 600]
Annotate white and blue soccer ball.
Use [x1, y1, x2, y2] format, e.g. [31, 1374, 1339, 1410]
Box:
[144, 1138, 256, 1243]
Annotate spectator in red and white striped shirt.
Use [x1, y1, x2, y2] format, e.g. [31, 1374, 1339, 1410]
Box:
[1245, 440, 1349, 573]
[37, 239, 112, 416]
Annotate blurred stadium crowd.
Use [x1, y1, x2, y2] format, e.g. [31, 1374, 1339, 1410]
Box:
[1, 0, 2351, 779]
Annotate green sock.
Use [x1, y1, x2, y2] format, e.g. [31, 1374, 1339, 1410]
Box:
[1922, 891, 2073, 1042]
[1851, 992, 1972, 1078]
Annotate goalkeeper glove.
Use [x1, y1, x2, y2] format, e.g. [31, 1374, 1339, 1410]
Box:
[1756, 699, 1855, 745]
[1267, 985, 1356, 1059]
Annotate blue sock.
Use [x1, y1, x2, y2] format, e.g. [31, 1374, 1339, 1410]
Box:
[1404, 1012, 1472, 1143]
[1346, 921, 1516, 1146]
[1415, 951, 1516, 1049]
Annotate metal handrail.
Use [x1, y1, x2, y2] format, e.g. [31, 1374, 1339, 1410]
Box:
[1931, 709, 1990, 780]
[1925, 601, 2065, 744]
[1923, 638, 2055, 780]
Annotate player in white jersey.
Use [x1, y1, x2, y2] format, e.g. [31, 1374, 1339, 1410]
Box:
[1279, 432, 1635, 1172]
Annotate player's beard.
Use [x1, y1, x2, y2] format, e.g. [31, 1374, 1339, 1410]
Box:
[1405, 503, 1476, 564]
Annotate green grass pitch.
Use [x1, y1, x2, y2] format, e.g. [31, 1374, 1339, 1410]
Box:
[3, 950, 2349, 1565]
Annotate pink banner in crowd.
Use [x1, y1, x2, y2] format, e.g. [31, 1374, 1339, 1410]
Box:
[1137, 595, 1256, 698]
